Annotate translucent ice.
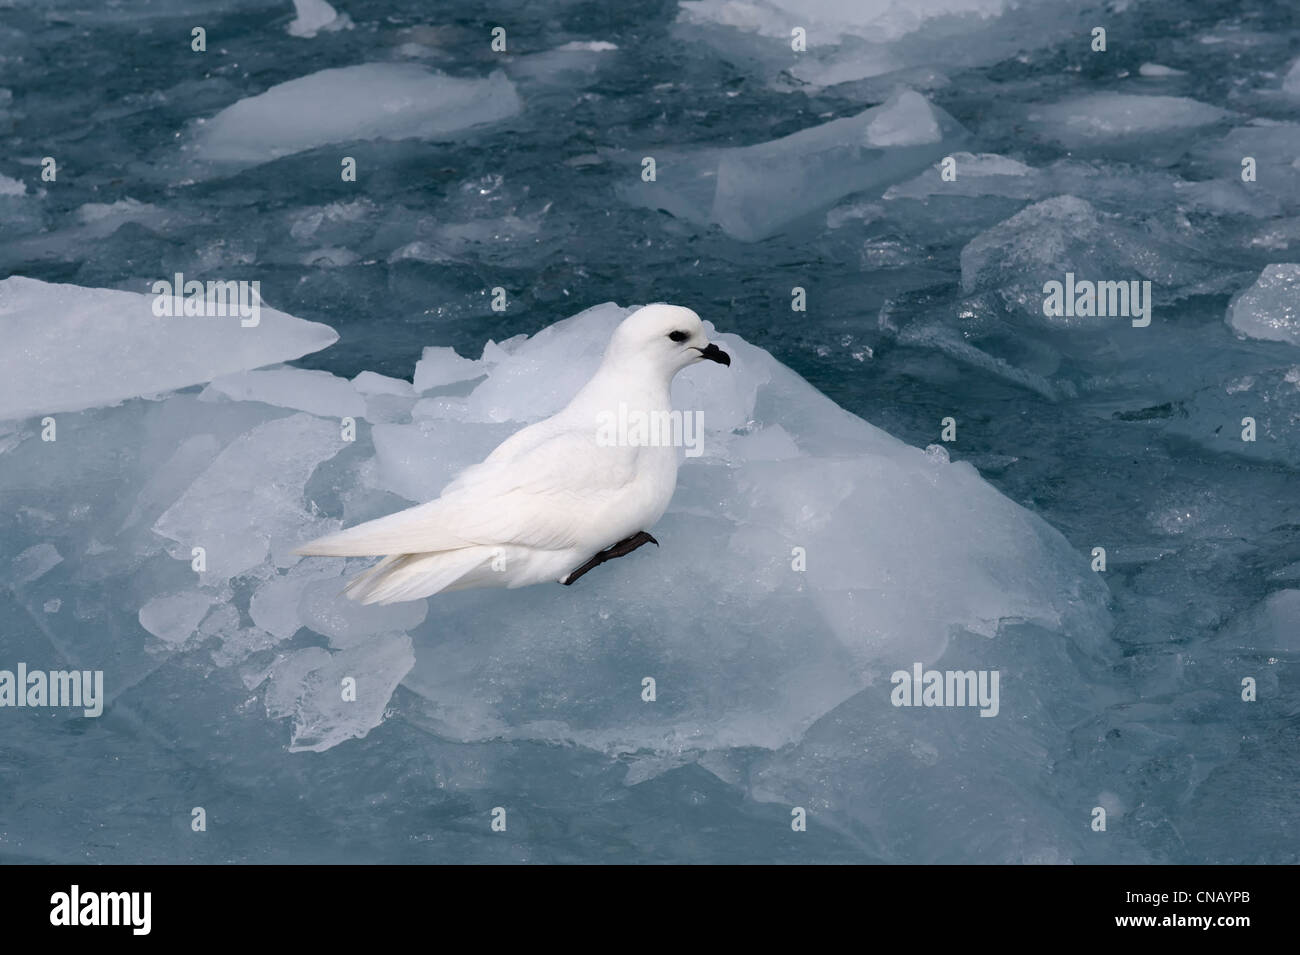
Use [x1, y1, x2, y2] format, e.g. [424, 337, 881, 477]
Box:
[389, 303, 1112, 758]
[287, 0, 352, 38]
[1227, 265, 1300, 345]
[261, 633, 415, 752]
[0, 277, 338, 422]
[619, 89, 963, 240]
[961, 195, 1215, 322]
[138, 592, 214, 646]
[152, 413, 345, 580]
[1285, 58, 1300, 96]
[677, 0, 1084, 88]
[202, 367, 366, 419]
[1029, 94, 1229, 148]
[190, 65, 522, 167]
[11, 542, 62, 585]
[412, 346, 485, 392]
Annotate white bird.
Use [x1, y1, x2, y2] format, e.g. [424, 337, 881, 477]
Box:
[294, 304, 731, 604]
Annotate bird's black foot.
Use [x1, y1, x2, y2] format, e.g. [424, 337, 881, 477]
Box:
[561, 531, 659, 586]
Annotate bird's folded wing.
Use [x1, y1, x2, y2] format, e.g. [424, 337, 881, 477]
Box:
[296, 427, 639, 556]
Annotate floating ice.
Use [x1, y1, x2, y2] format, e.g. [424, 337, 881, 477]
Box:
[676, 0, 1085, 87]
[1227, 264, 1300, 345]
[138, 592, 214, 646]
[1139, 63, 1187, 77]
[261, 633, 415, 752]
[1029, 93, 1229, 147]
[11, 542, 62, 585]
[960, 195, 1215, 322]
[0, 277, 338, 423]
[297, 577, 428, 648]
[413, 346, 487, 392]
[352, 371, 414, 396]
[287, 0, 352, 38]
[190, 65, 522, 166]
[0, 288, 1110, 777]
[152, 413, 345, 580]
[202, 367, 367, 418]
[619, 89, 963, 240]
[1284, 58, 1300, 96]
[390, 303, 1111, 759]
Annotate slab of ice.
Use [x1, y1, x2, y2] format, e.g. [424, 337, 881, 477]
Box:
[250, 560, 344, 640]
[3, 296, 1111, 767]
[202, 367, 366, 419]
[298, 578, 428, 648]
[138, 592, 214, 645]
[262, 633, 415, 752]
[11, 543, 62, 585]
[619, 89, 963, 240]
[152, 414, 346, 580]
[1217, 590, 1300, 653]
[352, 371, 414, 397]
[0, 277, 338, 422]
[961, 195, 1214, 322]
[0, 172, 25, 196]
[1284, 58, 1300, 96]
[676, 0, 1083, 87]
[190, 65, 522, 166]
[511, 41, 617, 85]
[1029, 94, 1229, 146]
[389, 302, 1112, 759]
[413, 346, 486, 392]
[288, 0, 352, 38]
[1227, 265, 1300, 345]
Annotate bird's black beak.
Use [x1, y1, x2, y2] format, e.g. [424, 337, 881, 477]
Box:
[698, 343, 731, 366]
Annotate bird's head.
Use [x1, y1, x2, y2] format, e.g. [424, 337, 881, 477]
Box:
[604, 303, 730, 378]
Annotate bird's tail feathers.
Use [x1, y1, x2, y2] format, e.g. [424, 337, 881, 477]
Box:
[343, 549, 490, 605]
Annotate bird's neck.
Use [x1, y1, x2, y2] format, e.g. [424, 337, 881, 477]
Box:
[566, 360, 673, 416]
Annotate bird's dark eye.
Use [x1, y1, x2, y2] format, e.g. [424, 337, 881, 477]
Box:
[668, 330, 689, 342]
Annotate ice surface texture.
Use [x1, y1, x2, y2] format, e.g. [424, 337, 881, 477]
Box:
[619, 89, 964, 240]
[0, 277, 337, 421]
[189, 64, 521, 167]
[2, 288, 1108, 843]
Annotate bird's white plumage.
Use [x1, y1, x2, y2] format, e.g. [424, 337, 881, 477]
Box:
[295, 303, 728, 603]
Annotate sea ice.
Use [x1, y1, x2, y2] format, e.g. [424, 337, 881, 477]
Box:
[1227, 264, 1300, 345]
[1029, 93, 1229, 150]
[0, 287, 1112, 776]
[138, 592, 214, 646]
[0, 277, 337, 423]
[261, 633, 415, 752]
[189, 65, 522, 167]
[960, 195, 1214, 322]
[152, 414, 346, 580]
[287, 0, 352, 38]
[202, 367, 367, 419]
[619, 89, 963, 240]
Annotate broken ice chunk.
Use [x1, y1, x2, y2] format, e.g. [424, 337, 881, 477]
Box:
[189, 65, 522, 168]
[202, 367, 366, 419]
[1227, 264, 1300, 345]
[262, 632, 415, 752]
[0, 277, 337, 423]
[152, 414, 346, 579]
[138, 591, 214, 646]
